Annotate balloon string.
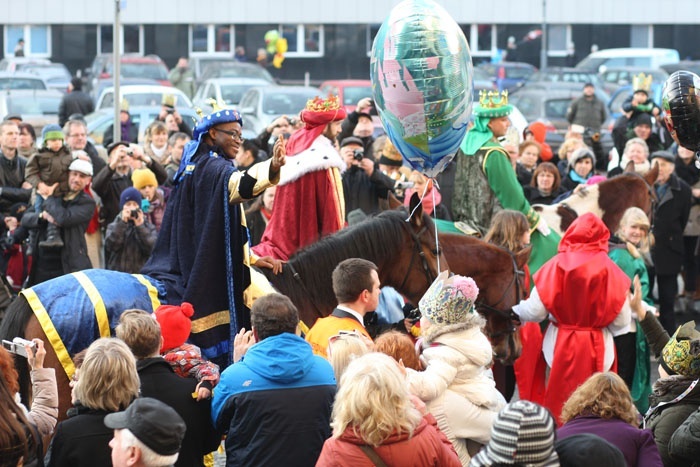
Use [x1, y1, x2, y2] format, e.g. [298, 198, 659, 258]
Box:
[405, 178, 431, 221]
[431, 178, 441, 273]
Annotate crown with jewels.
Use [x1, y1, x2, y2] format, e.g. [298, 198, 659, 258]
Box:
[475, 90, 513, 118]
[305, 94, 341, 112]
[633, 73, 653, 93]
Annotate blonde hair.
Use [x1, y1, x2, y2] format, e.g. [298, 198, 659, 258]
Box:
[374, 331, 422, 371]
[328, 334, 370, 383]
[484, 210, 530, 252]
[560, 372, 638, 426]
[116, 309, 161, 359]
[558, 138, 585, 161]
[331, 353, 422, 446]
[617, 207, 651, 256]
[75, 338, 140, 412]
[144, 121, 168, 147]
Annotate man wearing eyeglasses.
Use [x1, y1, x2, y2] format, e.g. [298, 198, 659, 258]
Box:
[142, 107, 285, 368]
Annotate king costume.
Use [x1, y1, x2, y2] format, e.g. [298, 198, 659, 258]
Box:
[252, 95, 347, 261]
[142, 108, 278, 366]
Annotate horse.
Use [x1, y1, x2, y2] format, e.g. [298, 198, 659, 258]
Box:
[534, 163, 658, 237]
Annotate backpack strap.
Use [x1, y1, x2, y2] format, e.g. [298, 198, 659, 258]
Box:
[359, 445, 388, 467]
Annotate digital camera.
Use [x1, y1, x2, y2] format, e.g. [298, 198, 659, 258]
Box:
[353, 149, 364, 162]
[2, 337, 36, 358]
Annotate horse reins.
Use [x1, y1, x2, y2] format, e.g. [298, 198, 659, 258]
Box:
[287, 262, 325, 323]
[397, 221, 437, 292]
[474, 250, 524, 339]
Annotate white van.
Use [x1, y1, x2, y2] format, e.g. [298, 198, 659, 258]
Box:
[575, 48, 680, 73]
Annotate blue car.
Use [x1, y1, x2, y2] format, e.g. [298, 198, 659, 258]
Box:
[475, 62, 537, 92]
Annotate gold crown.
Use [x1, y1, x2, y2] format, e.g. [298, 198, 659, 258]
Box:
[305, 94, 341, 112]
[633, 73, 653, 93]
[479, 90, 509, 108]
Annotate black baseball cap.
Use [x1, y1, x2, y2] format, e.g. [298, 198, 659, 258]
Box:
[340, 136, 364, 148]
[104, 397, 186, 456]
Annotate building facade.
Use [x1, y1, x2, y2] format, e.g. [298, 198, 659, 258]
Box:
[3, 0, 699, 83]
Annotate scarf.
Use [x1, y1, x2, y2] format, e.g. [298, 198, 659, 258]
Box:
[460, 115, 494, 156]
[150, 143, 167, 162]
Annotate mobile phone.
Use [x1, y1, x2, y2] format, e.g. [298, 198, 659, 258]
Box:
[2, 337, 35, 358]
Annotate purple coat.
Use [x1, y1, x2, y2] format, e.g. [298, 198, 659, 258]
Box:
[557, 416, 662, 467]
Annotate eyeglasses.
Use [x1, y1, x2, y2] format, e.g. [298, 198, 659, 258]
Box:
[217, 129, 243, 141]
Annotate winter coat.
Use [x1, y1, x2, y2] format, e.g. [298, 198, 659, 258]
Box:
[212, 333, 336, 467]
[137, 357, 220, 467]
[342, 163, 395, 219]
[144, 187, 169, 232]
[24, 146, 73, 196]
[23, 191, 95, 285]
[23, 367, 59, 437]
[58, 90, 94, 127]
[104, 216, 157, 273]
[44, 406, 114, 467]
[645, 376, 700, 467]
[0, 151, 30, 214]
[669, 407, 700, 466]
[168, 66, 196, 99]
[407, 318, 506, 466]
[651, 173, 691, 275]
[557, 416, 662, 467]
[523, 185, 566, 206]
[316, 413, 462, 467]
[566, 94, 607, 131]
[516, 162, 534, 187]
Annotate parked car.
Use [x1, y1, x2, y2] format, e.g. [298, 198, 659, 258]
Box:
[85, 106, 199, 146]
[85, 54, 170, 98]
[476, 62, 537, 92]
[318, 80, 372, 112]
[575, 48, 680, 73]
[197, 62, 275, 87]
[0, 57, 51, 72]
[21, 62, 72, 93]
[0, 72, 47, 91]
[193, 77, 271, 112]
[597, 66, 668, 95]
[521, 67, 603, 88]
[661, 60, 700, 76]
[238, 86, 320, 135]
[95, 85, 193, 110]
[0, 89, 62, 134]
[606, 83, 664, 121]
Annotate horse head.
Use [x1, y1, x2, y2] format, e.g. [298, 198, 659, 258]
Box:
[598, 162, 658, 234]
[381, 193, 449, 306]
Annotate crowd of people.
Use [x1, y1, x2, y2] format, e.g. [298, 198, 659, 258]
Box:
[1, 65, 700, 467]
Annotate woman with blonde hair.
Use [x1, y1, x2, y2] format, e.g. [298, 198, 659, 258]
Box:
[374, 330, 422, 371]
[143, 120, 169, 164]
[609, 206, 654, 413]
[558, 372, 662, 467]
[45, 338, 140, 467]
[327, 331, 370, 383]
[316, 352, 460, 466]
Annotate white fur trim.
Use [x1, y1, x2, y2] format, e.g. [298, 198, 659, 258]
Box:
[278, 137, 346, 186]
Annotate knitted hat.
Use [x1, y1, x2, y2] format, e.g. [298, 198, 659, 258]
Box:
[555, 433, 626, 467]
[154, 302, 194, 352]
[661, 321, 700, 377]
[635, 113, 653, 128]
[419, 271, 479, 326]
[379, 139, 403, 167]
[470, 400, 559, 467]
[119, 187, 142, 209]
[68, 158, 93, 176]
[131, 168, 158, 190]
[41, 124, 64, 143]
[568, 147, 596, 168]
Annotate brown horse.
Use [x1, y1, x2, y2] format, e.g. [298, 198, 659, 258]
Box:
[439, 234, 529, 365]
[534, 163, 658, 236]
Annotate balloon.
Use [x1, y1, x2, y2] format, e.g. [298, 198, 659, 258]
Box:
[662, 70, 700, 152]
[370, 0, 472, 177]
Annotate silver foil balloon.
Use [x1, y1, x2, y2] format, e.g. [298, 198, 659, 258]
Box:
[662, 70, 700, 152]
[370, 0, 472, 177]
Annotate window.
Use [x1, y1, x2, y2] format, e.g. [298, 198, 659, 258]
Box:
[4, 25, 51, 57]
[546, 25, 570, 56]
[278, 25, 324, 57]
[366, 24, 381, 56]
[631, 25, 652, 48]
[469, 24, 496, 58]
[98, 25, 143, 54]
[188, 25, 233, 55]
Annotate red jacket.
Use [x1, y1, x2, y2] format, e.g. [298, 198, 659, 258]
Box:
[316, 414, 461, 467]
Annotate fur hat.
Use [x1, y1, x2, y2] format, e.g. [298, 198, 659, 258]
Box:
[419, 271, 479, 326]
[470, 400, 559, 467]
[131, 168, 158, 190]
[154, 302, 194, 352]
[661, 321, 700, 377]
[568, 147, 596, 168]
[119, 187, 142, 209]
[41, 124, 64, 143]
[379, 139, 403, 167]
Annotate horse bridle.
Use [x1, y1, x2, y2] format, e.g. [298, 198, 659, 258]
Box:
[474, 250, 524, 339]
[397, 221, 438, 292]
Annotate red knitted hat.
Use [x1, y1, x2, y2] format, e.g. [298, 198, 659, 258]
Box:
[154, 302, 194, 352]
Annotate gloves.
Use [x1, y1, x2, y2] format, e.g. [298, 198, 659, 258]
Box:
[536, 218, 551, 237]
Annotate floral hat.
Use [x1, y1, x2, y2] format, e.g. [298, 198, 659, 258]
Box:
[661, 321, 700, 377]
[419, 271, 479, 326]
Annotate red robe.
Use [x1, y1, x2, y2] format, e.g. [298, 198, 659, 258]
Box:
[252, 136, 345, 261]
[533, 213, 630, 422]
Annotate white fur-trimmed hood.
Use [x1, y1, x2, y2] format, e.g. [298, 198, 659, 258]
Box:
[278, 136, 346, 186]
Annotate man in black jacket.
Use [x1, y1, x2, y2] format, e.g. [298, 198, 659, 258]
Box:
[0, 121, 30, 216]
[116, 309, 221, 467]
[58, 77, 95, 127]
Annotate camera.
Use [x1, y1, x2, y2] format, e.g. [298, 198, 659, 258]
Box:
[353, 148, 364, 162]
[126, 149, 134, 157]
[2, 337, 35, 358]
[130, 209, 140, 219]
[405, 307, 421, 324]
